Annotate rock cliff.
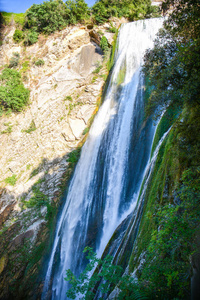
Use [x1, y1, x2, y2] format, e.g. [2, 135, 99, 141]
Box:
[0, 19, 126, 299]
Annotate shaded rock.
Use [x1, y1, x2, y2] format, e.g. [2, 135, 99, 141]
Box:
[89, 30, 101, 45]
[9, 230, 34, 251]
[87, 24, 94, 30]
[0, 201, 16, 229]
[70, 44, 103, 76]
[0, 255, 7, 275]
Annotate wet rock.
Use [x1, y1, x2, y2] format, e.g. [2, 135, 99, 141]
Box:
[9, 230, 34, 251]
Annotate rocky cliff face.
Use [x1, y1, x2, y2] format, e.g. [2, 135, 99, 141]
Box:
[0, 19, 126, 299]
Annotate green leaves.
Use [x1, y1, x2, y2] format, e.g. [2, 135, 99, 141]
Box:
[65, 247, 148, 300]
[91, 0, 157, 24]
[0, 68, 29, 113]
[24, 0, 89, 35]
[143, 0, 200, 117]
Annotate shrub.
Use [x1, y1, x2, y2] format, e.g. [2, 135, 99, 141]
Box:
[24, 0, 68, 34]
[65, 247, 148, 299]
[34, 59, 45, 66]
[13, 29, 24, 42]
[0, 68, 29, 112]
[4, 174, 17, 186]
[100, 36, 109, 54]
[1, 122, 12, 134]
[24, 30, 38, 45]
[9, 52, 20, 68]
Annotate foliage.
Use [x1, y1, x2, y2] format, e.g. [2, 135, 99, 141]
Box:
[23, 30, 38, 45]
[4, 174, 17, 186]
[132, 0, 200, 288]
[22, 120, 37, 133]
[64, 95, 73, 101]
[25, 186, 49, 209]
[92, 63, 102, 74]
[143, 0, 200, 117]
[25, 0, 68, 34]
[100, 36, 109, 54]
[9, 52, 20, 68]
[34, 59, 45, 66]
[65, 247, 148, 299]
[13, 29, 24, 43]
[0, 68, 29, 112]
[107, 22, 117, 33]
[82, 127, 89, 135]
[1, 122, 13, 134]
[2, 12, 25, 25]
[140, 166, 200, 299]
[24, 0, 89, 36]
[116, 60, 126, 85]
[67, 148, 81, 164]
[65, 0, 90, 24]
[91, 0, 156, 24]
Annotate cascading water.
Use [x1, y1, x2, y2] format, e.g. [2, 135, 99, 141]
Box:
[42, 18, 163, 300]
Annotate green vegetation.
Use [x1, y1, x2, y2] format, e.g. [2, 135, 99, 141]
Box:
[22, 185, 48, 209]
[127, 0, 200, 298]
[3, 0, 158, 47]
[0, 68, 29, 113]
[13, 29, 24, 43]
[92, 0, 159, 24]
[67, 148, 81, 164]
[65, 247, 148, 300]
[100, 36, 109, 54]
[116, 60, 126, 85]
[65, 0, 90, 25]
[4, 174, 17, 186]
[25, 0, 69, 34]
[22, 120, 37, 133]
[9, 52, 20, 68]
[1, 122, 13, 134]
[34, 59, 45, 66]
[92, 63, 103, 74]
[82, 127, 89, 135]
[23, 30, 39, 45]
[2, 12, 25, 25]
[65, 95, 73, 101]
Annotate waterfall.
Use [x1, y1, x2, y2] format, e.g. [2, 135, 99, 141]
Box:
[42, 18, 163, 300]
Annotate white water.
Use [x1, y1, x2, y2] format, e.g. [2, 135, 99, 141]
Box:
[42, 18, 163, 300]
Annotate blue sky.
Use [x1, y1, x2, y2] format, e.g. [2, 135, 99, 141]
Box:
[1, 0, 97, 13]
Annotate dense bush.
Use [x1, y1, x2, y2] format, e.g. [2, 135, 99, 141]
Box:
[25, 0, 69, 34]
[23, 30, 38, 45]
[137, 0, 200, 297]
[13, 29, 24, 43]
[65, 0, 90, 24]
[100, 36, 109, 54]
[65, 247, 148, 299]
[91, 0, 158, 24]
[0, 68, 29, 112]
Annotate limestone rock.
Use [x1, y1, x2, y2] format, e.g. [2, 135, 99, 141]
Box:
[89, 30, 101, 45]
[69, 118, 86, 139]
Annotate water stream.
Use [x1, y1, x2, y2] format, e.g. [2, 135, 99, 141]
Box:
[42, 18, 163, 300]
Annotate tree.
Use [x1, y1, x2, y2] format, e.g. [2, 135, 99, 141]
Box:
[143, 0, 200, 116]
[65, 0, 90, 24]
[0, 68, 29, 112]
[91, 0, 157, 24]
[24, 0, 68, 34]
